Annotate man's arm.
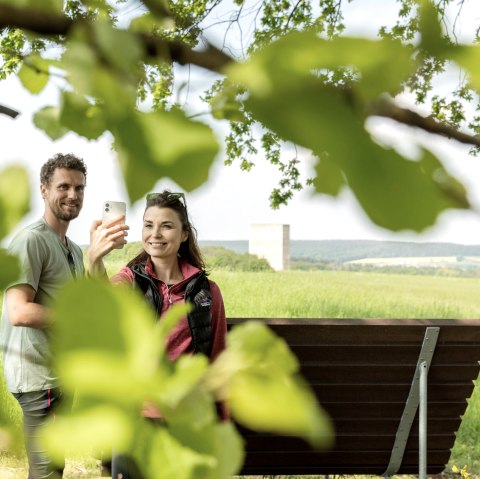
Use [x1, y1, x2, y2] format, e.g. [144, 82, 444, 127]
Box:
[5, 284, 51, 329]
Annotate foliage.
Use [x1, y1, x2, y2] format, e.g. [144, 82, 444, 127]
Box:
[0, 164, 28, 451]
[203, 246, 273, 272]
[39, 279, 332, 478]
[98, 243, 273, 274]
[451, 380, 480, 473]
[1, 0, 480, 228]
[452, 464, 472, 479]
[201, 238, 480, 263]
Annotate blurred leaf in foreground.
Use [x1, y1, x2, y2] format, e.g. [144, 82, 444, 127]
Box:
[0, 165, 30, 240]
[205, 321, 334, 449]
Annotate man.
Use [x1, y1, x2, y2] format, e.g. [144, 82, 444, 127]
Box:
[0, 153, 127, 479]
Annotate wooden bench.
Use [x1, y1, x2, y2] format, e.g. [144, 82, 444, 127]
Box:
[228, 318, 480, 477]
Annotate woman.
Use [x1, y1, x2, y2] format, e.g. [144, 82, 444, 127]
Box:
[110, 191, 226, 362]
[88, 191, 227, 479]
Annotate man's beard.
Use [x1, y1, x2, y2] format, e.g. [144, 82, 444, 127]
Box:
[50, 201, 81, 221]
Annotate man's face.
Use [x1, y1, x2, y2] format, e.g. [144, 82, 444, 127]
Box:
[40, 168, 86, 221]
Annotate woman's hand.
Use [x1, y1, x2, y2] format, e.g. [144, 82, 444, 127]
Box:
[86, 215, 129, 277]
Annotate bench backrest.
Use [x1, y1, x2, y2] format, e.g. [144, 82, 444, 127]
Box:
[228, 318, 480, 476]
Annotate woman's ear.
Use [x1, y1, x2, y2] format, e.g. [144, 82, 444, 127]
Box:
[182, 231, 189, 242]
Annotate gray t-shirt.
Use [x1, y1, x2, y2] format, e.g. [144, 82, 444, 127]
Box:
[0, 218, 84, 393]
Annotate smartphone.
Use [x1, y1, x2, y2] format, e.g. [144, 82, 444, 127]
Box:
[102, 201, 126, 225]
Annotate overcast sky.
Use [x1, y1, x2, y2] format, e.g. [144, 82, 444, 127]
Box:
[1, 0, 480, 246]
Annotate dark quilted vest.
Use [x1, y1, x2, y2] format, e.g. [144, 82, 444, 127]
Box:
[129, 264, 212, 356]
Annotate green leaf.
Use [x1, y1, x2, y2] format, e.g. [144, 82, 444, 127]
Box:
[82, 0, 113, 14]
[451, 45, 480, 92]
[33, 106, 69, 140]
[211, 422, 244, 479]
[418, 0, 451, 57]
[52, 279, 162, 398]
[168, 420, 245, 479]
[51, 279, 192, 406]
[207, 322, 333, 448]
[161, 383, 217, 431]
[54, 352, 151, 404]
[229, 30, 415, 100]
[61, 21, 141, 110]
[229, 372, 333, 449]
[113, 109, 220, 202]
[144, 427, 216, 479]
[60, 91, 107, 140]
[93, 21, 143, 75]
[0, 250, 20, 290]
[61, 24, 138, 107]
[39, 405, 133, 462]
[211, 86, 246, 123]
[0, 394, 23, 455]
[129, 12, 174, 33]
[226, 321, 299, 374]
[313, 153, 345, 196]
[60, 26, 101, 98]
[0, 166, 30, 239]
[0, 0, 63, 13]
[18, 54, 49, 94]
[154, 354, 209, 410]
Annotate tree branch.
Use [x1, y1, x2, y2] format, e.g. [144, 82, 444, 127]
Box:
[0, 4, 233, 73]
[140, 34, 232, 72]
[0, 4, 72, 35]
[372, 99, 480, 148]
[0, 104, 20, 118]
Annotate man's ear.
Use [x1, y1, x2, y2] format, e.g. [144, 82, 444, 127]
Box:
[40, 184, 47, 199]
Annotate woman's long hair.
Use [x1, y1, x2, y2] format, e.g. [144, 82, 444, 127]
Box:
[126, 191, 206, 271]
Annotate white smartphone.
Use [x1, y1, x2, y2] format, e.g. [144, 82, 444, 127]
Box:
[102, 201, 126, 225]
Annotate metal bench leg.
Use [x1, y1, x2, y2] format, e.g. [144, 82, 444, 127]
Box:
[419, 361, 427, 479]
[383, 327, 439, 478]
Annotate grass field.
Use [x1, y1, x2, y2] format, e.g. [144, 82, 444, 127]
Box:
[211, 269, 480, 319]
[2, 267, 480, 477]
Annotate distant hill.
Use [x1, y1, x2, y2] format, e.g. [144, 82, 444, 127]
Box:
[199, 239, 480, 263]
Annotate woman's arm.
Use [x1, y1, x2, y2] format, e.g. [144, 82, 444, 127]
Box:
[86, 217, 129, 277]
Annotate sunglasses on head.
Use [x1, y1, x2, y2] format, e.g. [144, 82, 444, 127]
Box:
[146, 192, 186, 208]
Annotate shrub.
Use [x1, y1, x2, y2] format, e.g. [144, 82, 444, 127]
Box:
[202, 246, 273, 272]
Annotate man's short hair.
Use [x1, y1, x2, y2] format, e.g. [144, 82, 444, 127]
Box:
[40, 153, 87, 186]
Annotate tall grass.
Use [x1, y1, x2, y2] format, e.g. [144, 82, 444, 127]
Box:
[212, 270, 480, 319]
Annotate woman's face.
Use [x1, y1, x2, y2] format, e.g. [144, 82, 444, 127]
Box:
[142, 206, 188, 261]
